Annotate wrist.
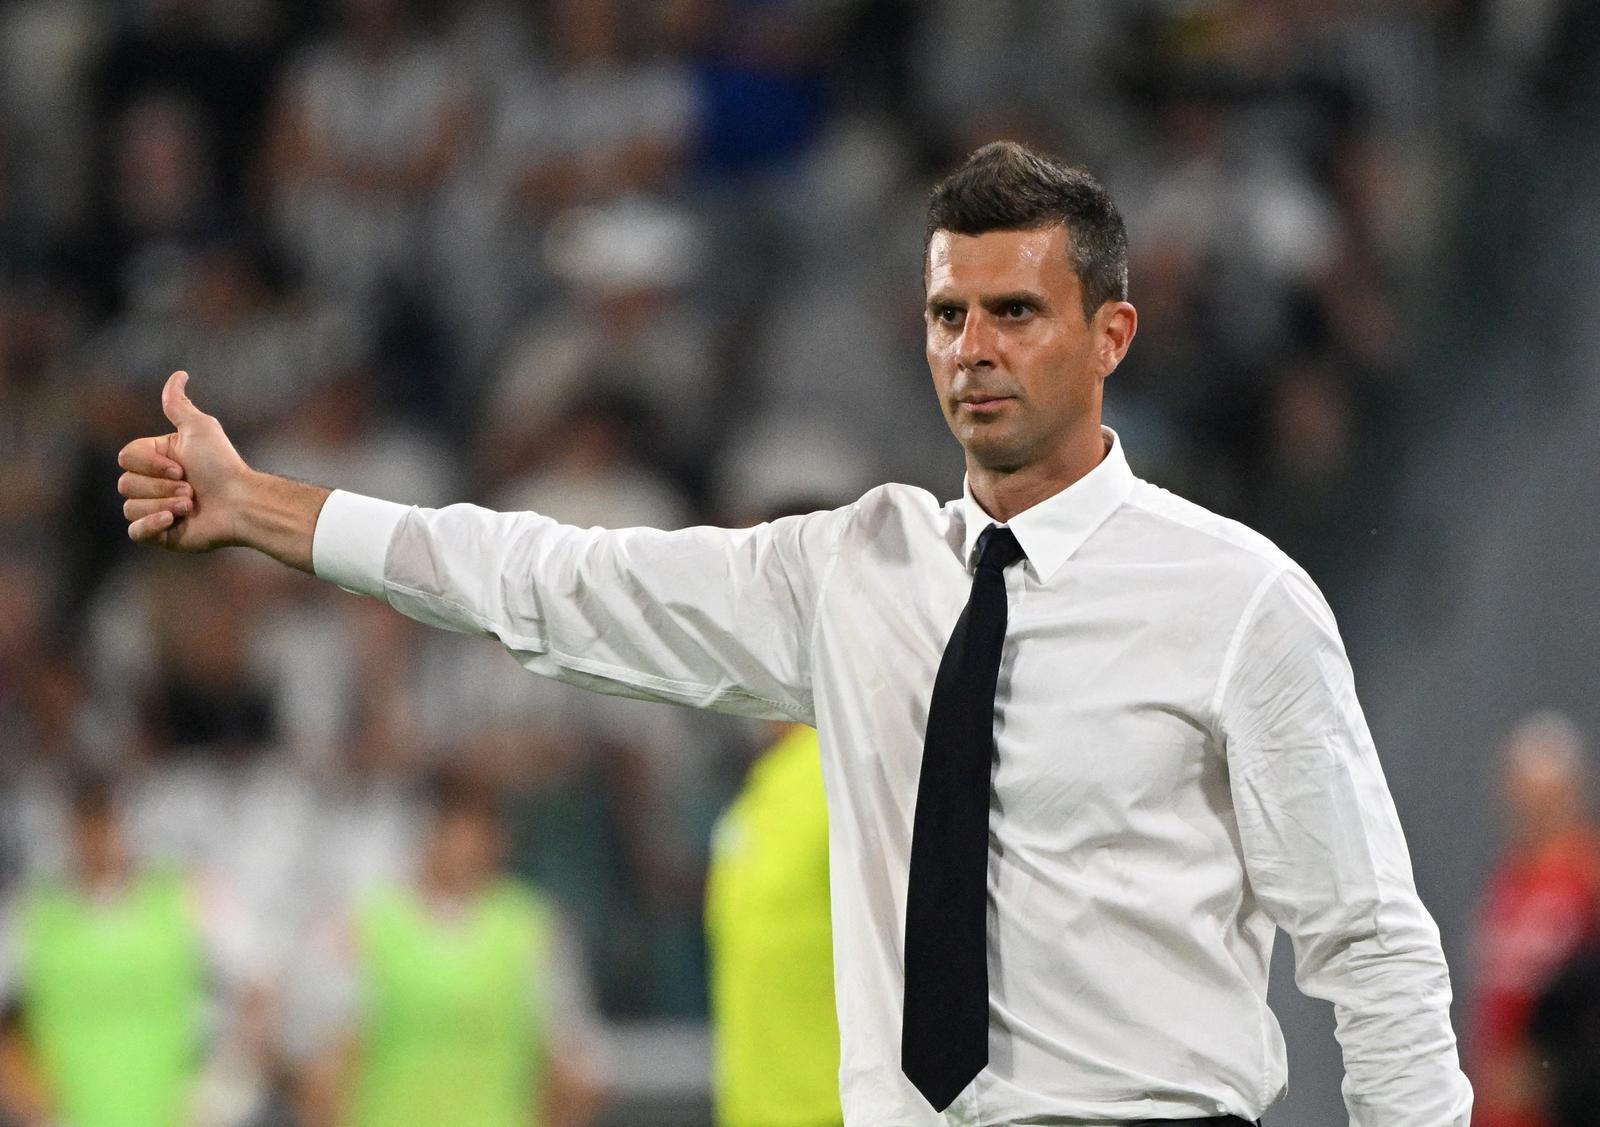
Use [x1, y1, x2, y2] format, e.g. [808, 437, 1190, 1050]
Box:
[221, 469, 265, 547]
[230, 470, 331, 573]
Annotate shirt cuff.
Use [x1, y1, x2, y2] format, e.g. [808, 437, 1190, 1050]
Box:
[311, 489, 409, 598]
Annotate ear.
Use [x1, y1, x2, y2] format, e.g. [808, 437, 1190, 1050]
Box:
[1095, 301, 1138, 377]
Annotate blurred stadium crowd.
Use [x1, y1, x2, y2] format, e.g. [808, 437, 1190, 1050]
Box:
[1, 0, 1596, 1124]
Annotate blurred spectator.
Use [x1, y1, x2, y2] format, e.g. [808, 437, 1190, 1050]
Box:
[1468, 711, 1600, 1127]
[0, 639, 130, 889]
[254, 365, 458, 507]
[81, 239, 337, 439]
[706, 718, 838, 1127]
[94, 0, 285, 206]
[1528, 927, 1600, 1127]
[506, 0, 694, 212]
[98, 90, 232, 315]
[0, 775, 270, 1127]
[409, 592, 733, 1018]
[491, 389, 691, 532]
[482, 201, 715, 487]
[0, 1, 102, 250]
[680, 0, 828, 180]
[267, 0, 473, 303]
[278, 598, 430, 922]
[138, 554, 281, 756]
[432, 0, 699, 369]
[0, 556, 105, 889]
[292, 773, 605, 1127]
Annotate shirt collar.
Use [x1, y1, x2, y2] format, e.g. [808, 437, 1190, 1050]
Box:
[958, 426, 1136, 583]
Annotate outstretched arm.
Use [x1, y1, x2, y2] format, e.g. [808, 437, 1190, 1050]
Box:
[117, 370, 330, 569]
[119, 371, 848, 723]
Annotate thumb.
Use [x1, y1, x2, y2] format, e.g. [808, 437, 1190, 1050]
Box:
[161, 370, 206, 431]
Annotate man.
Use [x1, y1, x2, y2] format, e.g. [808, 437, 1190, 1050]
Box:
[116, 141, 1472, 1124]
[706, 719, 840, 1127]
[1469, 712, 1600, 1127]
[0, 776, 266, 1127]
[293, 773, 604, 1127]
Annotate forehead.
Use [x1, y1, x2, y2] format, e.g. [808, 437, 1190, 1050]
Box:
[925, 226, 1078, 296]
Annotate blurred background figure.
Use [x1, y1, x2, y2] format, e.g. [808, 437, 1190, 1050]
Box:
[1468, 712, 1600, 1127]
[706, 717, 839, 1127]
[292, 772, 604, 1127]
[1527, 906, 1600, 1127]
[267, 0, 472, 306]
[0, 775, 269, 1127]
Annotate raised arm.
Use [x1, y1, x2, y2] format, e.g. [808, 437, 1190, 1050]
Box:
[119, 371, 845, 722]
[1219, 567, 1473, 1126]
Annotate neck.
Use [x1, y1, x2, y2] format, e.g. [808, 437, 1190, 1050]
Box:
[79, 861, 129, 896]
[420, 869, 481, 904]
[1520, 811, 1583, 852]
[967, 423, 1109, 523]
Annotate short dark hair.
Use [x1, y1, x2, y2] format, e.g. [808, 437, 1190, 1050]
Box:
[925, 141, 1129, 321]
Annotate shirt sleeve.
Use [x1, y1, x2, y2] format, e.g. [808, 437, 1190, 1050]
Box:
[1217, 567, 1473, 1127]
[311, 490, 848, 724]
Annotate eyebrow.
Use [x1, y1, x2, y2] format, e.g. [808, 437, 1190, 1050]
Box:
[925, 290, 1051, 314]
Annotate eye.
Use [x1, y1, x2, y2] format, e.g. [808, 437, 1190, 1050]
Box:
[1002, 300, 1032, 319]
[932, 304, 962, 326]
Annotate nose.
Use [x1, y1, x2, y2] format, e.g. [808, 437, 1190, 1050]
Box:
[955, 308, 996, 371]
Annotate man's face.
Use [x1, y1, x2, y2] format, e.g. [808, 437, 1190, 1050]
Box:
[925, 226, 1129, 474]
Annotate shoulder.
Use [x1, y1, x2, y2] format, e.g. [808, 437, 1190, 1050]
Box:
[1086, 479, 1336, 649]
[1124, 480, 1293, 569]
[743, 483, 943, 572]
[855, 481, 946, 515]
[1114, 479, 1300, 588]
[490, 877, 550, 915]
[13, 876, 70, 925]
[350, 882, 411, 933]
[835, 482, 951, 549]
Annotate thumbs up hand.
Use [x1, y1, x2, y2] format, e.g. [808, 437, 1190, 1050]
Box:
[117, 371, 252, 551]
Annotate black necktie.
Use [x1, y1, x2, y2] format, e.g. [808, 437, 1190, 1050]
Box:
[902, 523, 1026, 1111]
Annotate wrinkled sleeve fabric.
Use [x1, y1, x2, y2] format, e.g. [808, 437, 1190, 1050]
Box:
[311, 489, 847, 724]
[1217, 567, 1472, 1127]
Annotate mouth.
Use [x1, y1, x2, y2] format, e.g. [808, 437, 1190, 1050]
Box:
[956, 394, 1014, 413]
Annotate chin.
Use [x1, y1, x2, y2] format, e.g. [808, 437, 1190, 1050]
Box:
[960, 434, 1030, 473]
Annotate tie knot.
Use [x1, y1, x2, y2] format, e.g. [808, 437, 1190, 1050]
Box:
[974, 524, 1025, 573]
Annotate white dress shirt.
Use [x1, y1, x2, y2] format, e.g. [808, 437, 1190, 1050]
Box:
[312, 429, 1472, 1126]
